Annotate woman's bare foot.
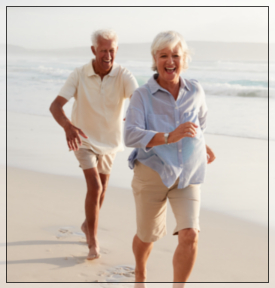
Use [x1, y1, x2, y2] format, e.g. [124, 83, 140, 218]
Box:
[172, 283, 185, 288]
[135, 268, 146, 282]
[134, 283, 147, 288]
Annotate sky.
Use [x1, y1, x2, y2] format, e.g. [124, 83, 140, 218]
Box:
[2, 2, 271, 50]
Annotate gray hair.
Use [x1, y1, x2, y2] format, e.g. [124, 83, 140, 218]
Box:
[151, 31, 191, 71]
[91, 29, 118, 49]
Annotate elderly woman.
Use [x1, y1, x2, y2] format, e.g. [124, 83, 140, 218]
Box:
[124, 31, 215, 286]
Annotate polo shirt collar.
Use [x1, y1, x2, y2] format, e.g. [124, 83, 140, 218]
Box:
[108, 62, 119, 77]
[148, 74, 190, 94]
[87, 59, 119, 77]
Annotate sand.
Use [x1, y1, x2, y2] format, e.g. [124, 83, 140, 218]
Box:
[5, 167, 270, 285]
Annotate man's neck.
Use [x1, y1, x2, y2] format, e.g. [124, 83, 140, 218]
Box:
[92, 60, 112, 80]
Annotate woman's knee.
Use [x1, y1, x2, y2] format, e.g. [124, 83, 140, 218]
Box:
[178, 228, 199, 246]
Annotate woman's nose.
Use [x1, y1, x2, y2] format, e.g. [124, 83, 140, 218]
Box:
[166, 56, 174, 64]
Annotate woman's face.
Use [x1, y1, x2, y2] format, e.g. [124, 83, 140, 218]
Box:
[154, 43, 184, 85]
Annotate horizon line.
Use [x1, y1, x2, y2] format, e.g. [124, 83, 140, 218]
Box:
[3, 41, 272, 51]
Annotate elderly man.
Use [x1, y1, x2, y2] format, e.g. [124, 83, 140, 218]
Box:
[50, 29, 138, 260]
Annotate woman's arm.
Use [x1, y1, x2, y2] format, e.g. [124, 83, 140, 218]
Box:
[146, 122, 198, 147]
[124, 92, 157, 150]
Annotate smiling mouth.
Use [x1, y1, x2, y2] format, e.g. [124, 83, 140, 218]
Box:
[103, 59, 112, 63]
[165, 67, 176, 73]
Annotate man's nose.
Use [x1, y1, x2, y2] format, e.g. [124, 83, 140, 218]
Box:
[106, 51, 111, 59]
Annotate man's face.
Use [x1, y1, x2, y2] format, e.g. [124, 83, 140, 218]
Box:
[92, 36, 118, 75]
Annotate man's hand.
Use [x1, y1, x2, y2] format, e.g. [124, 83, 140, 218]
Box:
[49, 96, 88, 151]
[64, 123, 88, 151]
[206, 144, 216, 164]
[168, 122, 198, 143]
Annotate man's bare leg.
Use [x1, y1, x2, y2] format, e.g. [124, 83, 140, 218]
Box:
[81, 167, 103, 259]
[172, 228, 199, 287]
[81, 173, 110, 245]
[133, 234, 153, 288]
[98, 173, 110, 207]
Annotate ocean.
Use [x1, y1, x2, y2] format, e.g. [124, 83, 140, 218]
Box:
[6, 54, 273, 140]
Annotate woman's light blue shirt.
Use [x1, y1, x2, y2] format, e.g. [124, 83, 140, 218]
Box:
[124, 75, 208, 189]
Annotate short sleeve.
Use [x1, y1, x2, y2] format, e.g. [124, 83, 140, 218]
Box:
[58, 68, 79, 101]
[123, 69, 139, 98]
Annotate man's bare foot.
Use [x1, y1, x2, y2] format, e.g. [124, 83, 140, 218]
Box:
[87, 243, 100, 260]
[81, 222, 89, 244]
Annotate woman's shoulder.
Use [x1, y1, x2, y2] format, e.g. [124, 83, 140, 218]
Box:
[184, 78, 205, 93]
[132, 83, 151, 98]
[185, 78, 200, 86]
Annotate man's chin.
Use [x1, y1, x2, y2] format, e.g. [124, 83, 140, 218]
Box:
[102, 62, 113, 69]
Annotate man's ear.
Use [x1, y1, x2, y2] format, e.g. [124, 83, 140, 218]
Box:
[91, 46, 96, 56]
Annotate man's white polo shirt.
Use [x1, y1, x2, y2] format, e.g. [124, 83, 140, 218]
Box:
[58, 59, 139, 155]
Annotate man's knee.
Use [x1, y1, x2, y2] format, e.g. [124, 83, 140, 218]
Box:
[84, 168, 103, 194]
[178, 228, 199, 247]
[87, 182, 102, 197]
[100, 174, 110, 193]
[101, 183, 108, 195]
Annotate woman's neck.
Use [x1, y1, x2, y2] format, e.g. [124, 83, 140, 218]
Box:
[156, 76, 180, 100]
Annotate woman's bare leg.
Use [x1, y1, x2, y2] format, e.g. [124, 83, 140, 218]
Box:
[132, 234, 153, 287]
[173, 228, 199, 287]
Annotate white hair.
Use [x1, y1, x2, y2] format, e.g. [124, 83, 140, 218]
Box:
[151, 31, 191, 71]
[91, 29, 118, 49]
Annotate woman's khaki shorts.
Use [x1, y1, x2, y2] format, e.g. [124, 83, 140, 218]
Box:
[132, 161, 201, 243]
[74, 148, 116, 174]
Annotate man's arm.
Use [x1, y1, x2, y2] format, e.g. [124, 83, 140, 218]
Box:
[49, 96, 88, 151]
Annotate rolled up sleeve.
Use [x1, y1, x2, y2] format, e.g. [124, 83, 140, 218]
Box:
[124, 91, 157, 151]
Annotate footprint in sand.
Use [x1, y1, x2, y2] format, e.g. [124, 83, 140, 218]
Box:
[100, 247, 109, 254]
[56, 227, 74, 239]
[105, 265, 135, 282]
[56, 227, 87, 241]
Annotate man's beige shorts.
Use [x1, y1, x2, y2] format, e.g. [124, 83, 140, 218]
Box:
[132, 161, 201, 243]
[74, 148, 116, 174]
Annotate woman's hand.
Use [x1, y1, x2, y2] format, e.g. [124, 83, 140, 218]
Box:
[206, 145, 216, 164]
[168, 122, 198, 143]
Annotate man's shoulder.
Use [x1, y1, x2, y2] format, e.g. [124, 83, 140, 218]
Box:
[113, 63, 133, 77]
[72, 60, 92, 76]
